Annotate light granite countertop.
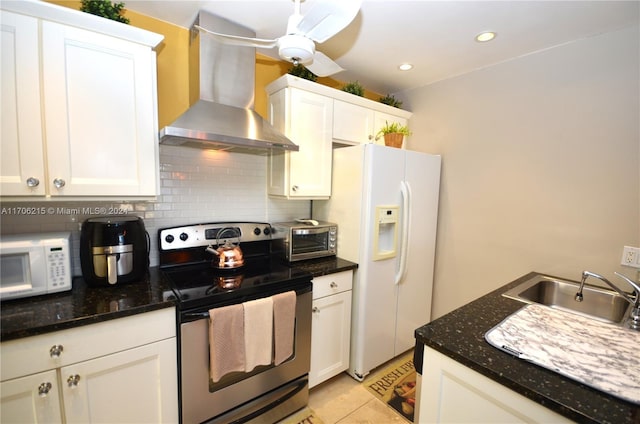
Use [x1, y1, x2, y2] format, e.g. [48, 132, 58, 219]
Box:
[486, 303, 640, 405]
[414, 272, 640, 424]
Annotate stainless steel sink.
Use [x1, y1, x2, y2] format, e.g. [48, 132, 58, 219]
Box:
[503, 274, 632, 324]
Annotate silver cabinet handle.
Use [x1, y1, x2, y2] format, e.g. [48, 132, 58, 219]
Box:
[38, 382, 53, 397]
[330, 282, 338, 288]
[291, 185, 299, 192]
[53, 178, 65, 189]
[67, 374, 81, 388]
[368, 134, 374, 140]
[49, 344, 64, 358]
[26, 177, 40, 187]
[312, 307, 320, 313]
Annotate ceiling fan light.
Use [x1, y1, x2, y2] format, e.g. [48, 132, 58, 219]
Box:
[278, 34, 315, 64]
[475, 31, 497, 42]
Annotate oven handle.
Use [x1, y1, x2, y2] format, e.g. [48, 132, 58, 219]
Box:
[184, 311, 212, 320]
[181, 283, 312, 322]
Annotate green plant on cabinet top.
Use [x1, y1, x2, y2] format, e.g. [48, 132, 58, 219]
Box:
[342, 81, 365, 97]
[80, 0, 130, 24]
[379, 94, 403, 109]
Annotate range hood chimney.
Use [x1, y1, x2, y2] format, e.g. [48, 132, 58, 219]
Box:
[159, 12, 298, 153]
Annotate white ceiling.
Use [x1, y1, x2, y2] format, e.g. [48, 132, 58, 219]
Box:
[124, 0, 640, 95]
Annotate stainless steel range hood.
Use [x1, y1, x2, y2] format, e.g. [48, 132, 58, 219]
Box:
[159, 12, 298, 153]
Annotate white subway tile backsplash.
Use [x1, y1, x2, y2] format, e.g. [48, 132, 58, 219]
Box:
[0, 145, 310, 274]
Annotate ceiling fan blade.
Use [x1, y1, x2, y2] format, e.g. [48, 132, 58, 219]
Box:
[294, 0, 362, 43]
[195, 25, 278, 49]
[305, 51, 344, 77]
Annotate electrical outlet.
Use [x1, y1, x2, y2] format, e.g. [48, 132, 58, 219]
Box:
[621, 246, 640, 268]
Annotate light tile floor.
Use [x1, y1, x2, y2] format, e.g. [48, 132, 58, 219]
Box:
[308, 372, 407, 424]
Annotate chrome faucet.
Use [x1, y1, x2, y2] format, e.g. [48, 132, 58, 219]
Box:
[576, 270, 640, 331]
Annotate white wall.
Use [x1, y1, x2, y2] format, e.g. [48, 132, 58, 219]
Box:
[0, 146, 310, 274]
[401, 25, 640, 319]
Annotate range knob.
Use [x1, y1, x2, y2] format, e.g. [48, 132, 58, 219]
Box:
[180, 232, 189, 241]
[253, 227, 261, 236]
[263, 226, 271, 236]
[165, 234, 175, 243]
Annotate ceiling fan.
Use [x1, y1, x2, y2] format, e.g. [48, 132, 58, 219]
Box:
[195, 0, 362, 77]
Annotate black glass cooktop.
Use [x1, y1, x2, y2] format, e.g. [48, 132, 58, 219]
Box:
[161, 258, 312, 313]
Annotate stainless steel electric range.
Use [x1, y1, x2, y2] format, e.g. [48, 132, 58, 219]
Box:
[159, 222, 312, 424]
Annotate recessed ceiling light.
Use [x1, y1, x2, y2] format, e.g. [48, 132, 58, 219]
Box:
[398, 63, 413, 71]
[475, 31, 497, 42]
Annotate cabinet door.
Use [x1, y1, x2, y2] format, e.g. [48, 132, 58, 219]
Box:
[333, 100, 374, 145]
[309, 290, 352, 388]
[270, 88, 333, 199]
[41, 21, 158, 197]
[288, 89, 333, 197]
[418, 346, 573, 423]
[62, 338, 178, 423]
[1, 370, 63, 423]
[0, 11, 46, 196]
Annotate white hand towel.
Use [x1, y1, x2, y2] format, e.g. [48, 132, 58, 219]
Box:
[209, 304, 245, 383]
[273, 291, 297, 365]
[243, 297, 274, 371]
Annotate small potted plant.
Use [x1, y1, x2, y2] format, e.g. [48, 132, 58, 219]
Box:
[376, 121, 411, 148]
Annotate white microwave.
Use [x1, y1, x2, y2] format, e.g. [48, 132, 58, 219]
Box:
[0, 232, 72, 301]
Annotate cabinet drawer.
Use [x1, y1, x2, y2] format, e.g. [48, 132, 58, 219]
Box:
[312, 271, 353, 300]
[0, 307, 175, 381]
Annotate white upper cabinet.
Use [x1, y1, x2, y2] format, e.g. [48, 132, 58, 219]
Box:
[267, 85, 334, 199]
[1, 11, 46, 196]
[333, 100, 375, 144]
[266, 75, 412, 199]
[333, 100, 409, 146]
[0, 2, 163, 199]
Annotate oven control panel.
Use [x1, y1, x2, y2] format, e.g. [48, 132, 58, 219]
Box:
[159, 222, 273, 251]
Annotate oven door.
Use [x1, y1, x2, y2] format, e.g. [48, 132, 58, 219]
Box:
[179, 288, 312, 424]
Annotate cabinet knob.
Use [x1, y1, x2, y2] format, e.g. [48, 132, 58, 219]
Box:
[49, 344, 64, 358]
[292, 185, 299, 192]
[312, 306, 320, 313]
[368, 135, 374, 141]
[67, 374, 81, 388]
[38, 382, 53, 397]
[330, 281, 338, 289]
[26, 177, 40, 187]
[53, 178, 66, 189]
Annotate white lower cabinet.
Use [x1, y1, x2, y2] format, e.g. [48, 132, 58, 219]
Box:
[1, 370, 63, 423]
[417, 345, 572, 423]
[309, 271, 353, 388]
[0, 308, 178, 423]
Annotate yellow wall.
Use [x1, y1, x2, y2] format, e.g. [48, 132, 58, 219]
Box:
[48, 2, 382, 128]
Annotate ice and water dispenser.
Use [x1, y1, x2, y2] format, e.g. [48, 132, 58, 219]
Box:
[373, 206, 399, 260]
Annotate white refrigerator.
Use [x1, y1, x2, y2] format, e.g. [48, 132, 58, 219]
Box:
[314, 144, 441, 380]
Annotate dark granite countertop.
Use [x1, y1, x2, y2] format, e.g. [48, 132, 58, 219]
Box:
[1, 267, 175, 342]
[0, 258, 357, 342]
[414, 271, 639, 424]
[290, 256, 358, 278]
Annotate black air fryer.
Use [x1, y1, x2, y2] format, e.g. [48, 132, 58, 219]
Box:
[80, 216, 149, 286]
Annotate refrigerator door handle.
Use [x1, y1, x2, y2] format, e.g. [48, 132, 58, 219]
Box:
[395, 180, 411, 285]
